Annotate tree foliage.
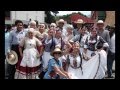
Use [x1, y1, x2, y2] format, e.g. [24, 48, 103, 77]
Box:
[45, 11, 59, 24]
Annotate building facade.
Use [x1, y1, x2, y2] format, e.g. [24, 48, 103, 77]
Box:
[91, 11, 115, 26]
[5, 11, 45, 25]
[105, 11, 115, 26]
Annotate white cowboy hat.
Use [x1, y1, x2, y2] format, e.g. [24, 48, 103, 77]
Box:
[97, 20, 104, 24]
[75, 19, 84, 24]
[50, 23, 57, 27]
[58, 19, 65, 24]
[6, 50, 18, 65]
[51, 48, 62, 56]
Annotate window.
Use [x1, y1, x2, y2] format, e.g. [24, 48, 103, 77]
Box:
[98, 11, 106, 21]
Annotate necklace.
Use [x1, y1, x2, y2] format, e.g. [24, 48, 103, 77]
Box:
[72, 54, 78, 68]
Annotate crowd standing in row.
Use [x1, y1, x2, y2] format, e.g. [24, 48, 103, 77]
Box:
[5, 19, 115, 79]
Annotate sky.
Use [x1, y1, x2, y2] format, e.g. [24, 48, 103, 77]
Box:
[57, 11, 91, 16]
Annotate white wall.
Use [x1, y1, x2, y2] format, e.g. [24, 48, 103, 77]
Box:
[11, 11, 45, 24]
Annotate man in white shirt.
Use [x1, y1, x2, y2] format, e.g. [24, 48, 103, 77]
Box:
[107, 25, 115, 78]
[8, 20, 26, 79]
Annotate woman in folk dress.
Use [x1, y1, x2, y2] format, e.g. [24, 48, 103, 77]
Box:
[14, 28, 42, 79]
[66, 42, 83, 79]
[42, 29, 57, 72]
[69, 26, 88, 54]
[81, 28, 109, 79]
[64, 25, 74, 43]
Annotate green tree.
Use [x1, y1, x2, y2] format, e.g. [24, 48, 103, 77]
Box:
[45, 11, 59, 24]
[51, 11, 59, 16]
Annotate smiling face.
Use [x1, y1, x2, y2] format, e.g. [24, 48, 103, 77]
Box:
[16, 23, 23, 31]
[55, 30, 62, 38]
[58, 22, 64, 28]
[28, 32, 34, 38]
[91, 28, 97, 37]
[30, 23, 36, 29]
[97, 23, 104, 30]
[48, 29, 54, 36]
[67, 28, 73, 35]
[72, 43, 80, 53]
[53, 52, 61, 59]
[39, 24, 45, 30]
[39, 25, 45, 33]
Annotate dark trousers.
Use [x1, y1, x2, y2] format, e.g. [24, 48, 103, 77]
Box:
[7, 64, 16, 79]
[5, 58, 9, 79]
[7, 44, 20, 79]
[107, 50, 115, 77]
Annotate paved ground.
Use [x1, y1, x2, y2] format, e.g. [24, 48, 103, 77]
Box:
[5, 61, 115, 79]
[105, 61, 115, 79]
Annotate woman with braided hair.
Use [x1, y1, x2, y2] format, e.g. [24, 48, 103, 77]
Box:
[66, 42, 83, 79]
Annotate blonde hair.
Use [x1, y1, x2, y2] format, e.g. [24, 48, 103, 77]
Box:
[29, 21, 36, 25]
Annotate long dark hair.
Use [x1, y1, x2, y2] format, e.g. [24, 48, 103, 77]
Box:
[79, 25, 86, 43]
[5, 25, 11, 33]
[109, 27, 115, 38]
[67, 53, 83, 75]
[79, 53, 83, 75]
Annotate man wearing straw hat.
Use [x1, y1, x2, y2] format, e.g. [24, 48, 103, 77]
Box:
[57, 19, 66, 38]
[96, 20, 110, 49]
[44, 47, 71, 79]
[73, 19, 84, 36]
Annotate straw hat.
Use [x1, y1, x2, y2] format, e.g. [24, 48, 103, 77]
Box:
[58, 19, 65, 24]
[76, 19, 84, 24]
[97, 20, 104, 24]
[6, 50, 18, 65]
[50, 23, 57, 27]
[51, 48, 62, 56]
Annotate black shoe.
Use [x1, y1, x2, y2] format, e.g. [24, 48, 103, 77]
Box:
[107, 76, 114, 78]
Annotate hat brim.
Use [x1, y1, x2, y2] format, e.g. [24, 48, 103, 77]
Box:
[76, 22, 84, 23]
[51, 51, 62, 56]
[6, 50, 18, 65]
[58, 21, 65, 24]
[75, 22, 84, 24]
[97, 23, 104, 24]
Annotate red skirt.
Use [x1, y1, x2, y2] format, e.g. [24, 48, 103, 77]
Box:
[14, 57, 40, 79]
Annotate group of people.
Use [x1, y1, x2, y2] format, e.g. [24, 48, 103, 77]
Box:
[5, 18, 115, 79]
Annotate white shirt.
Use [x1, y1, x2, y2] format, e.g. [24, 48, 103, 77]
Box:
[110, 33, 115, 53]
